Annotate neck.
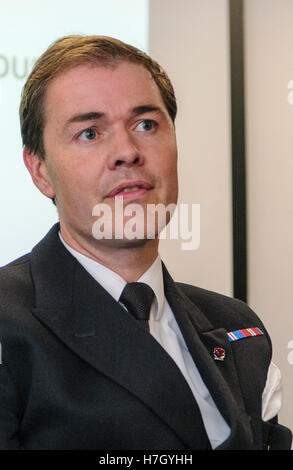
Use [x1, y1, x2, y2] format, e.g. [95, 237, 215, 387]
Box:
[60, 224, 159, 282]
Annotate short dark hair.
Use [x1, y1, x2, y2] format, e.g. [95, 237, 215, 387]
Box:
[19, 35, 177, 160]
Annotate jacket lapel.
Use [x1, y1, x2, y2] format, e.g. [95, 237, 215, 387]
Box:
[162, 264, 254, 449]
[30, 225, 209, 450]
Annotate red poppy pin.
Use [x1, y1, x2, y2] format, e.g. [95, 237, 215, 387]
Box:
[213, 347, 225, 361]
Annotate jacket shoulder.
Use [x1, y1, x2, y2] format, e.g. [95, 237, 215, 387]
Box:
[0, 253, 32, 289]
[0, 253, 34, 321]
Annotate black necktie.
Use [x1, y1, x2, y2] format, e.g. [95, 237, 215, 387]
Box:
[119, 282, 154, 331]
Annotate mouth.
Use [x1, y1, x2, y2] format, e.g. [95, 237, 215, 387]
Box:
[106, 181, 153, 199]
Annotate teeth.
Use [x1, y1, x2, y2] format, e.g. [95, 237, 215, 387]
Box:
[120, 186, 140, 193]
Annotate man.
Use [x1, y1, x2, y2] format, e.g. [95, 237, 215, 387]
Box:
[0, 35, 291, 450]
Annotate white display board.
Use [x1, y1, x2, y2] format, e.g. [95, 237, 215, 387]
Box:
[0, 0, 149, 266]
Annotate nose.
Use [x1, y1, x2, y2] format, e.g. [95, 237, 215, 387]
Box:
[107, 127, 144, 170]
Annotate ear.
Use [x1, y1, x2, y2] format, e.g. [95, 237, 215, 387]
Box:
[23, 148, 56, 199]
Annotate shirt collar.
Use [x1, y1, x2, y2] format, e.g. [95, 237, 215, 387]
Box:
[59, 232, 165, 320]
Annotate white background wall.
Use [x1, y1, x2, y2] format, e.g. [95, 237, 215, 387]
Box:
[245, 0, 293, 435]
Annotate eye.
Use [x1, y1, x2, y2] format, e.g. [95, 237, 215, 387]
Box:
[78, 128, 97, 141]
[135, 119, 157, 132]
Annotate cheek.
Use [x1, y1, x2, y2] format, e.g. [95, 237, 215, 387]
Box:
[160, 144, 178, 181]
[165, 146, 178, 199]
[149, 133, 177, 168]
[48, 157, 93, 190]
[154, 145, 178, 204]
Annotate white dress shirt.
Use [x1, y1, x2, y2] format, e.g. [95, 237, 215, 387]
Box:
[59, 234, 282, 448]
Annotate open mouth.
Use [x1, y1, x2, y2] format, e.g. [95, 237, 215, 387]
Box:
[107, 182, 153, 198]
[118, 185, 141, 193]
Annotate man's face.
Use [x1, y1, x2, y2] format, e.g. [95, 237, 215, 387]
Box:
[33, 61, 178, 246]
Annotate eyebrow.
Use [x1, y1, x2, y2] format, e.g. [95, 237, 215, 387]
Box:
[66, 111, 105, 126]
[132, 105, 162, 115]
[65, 105, 163, 129]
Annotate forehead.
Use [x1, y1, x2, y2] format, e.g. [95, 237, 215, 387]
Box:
[44, 61, 166, 120]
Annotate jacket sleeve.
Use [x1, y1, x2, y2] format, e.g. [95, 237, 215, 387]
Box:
[263, 416, 292, 450]
[261, 363, 292, 449]
[0, 362, 23, 449]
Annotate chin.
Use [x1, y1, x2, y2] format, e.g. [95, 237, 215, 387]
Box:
[93, 237, 152, 250]
[117, 238, 150, 249]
